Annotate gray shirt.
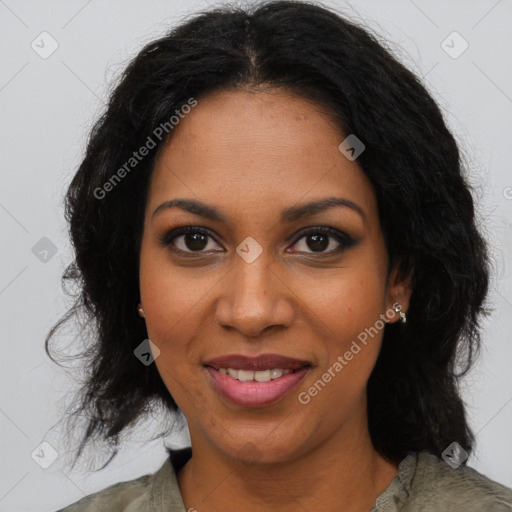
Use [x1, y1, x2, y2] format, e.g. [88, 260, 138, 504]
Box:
[55, 448, 512, 511]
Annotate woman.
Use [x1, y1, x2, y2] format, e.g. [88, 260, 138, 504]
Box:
[48, 1, 512, 511]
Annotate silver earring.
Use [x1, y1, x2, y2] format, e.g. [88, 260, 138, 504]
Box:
[394, 303, 407, 324]
[137, 304, 145, 317]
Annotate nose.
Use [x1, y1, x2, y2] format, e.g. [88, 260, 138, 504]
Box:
[215, 251, 295, 339]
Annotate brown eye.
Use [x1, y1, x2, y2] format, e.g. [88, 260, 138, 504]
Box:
[159, 227, 222, 254]
[159, 225, 357, 257]
[177, 232, 209, 251]
[288, 227, 357, 255]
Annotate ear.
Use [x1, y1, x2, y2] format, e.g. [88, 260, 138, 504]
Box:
[385, 256, 413, 324]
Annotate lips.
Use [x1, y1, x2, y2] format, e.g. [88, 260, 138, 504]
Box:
[203, 353, 311, 407]
[203, 353, 311, 371]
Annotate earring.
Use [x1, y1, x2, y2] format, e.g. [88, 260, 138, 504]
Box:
[137, 303, 145, 318]
[393, 303, 407, 324]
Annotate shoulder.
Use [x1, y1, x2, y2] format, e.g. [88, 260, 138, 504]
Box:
[54, 448, 190, 512]
[404, 450, 512, 511]
[54, 472, 155, 512]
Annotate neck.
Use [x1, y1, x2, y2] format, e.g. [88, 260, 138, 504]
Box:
[177, 412, 399, 512]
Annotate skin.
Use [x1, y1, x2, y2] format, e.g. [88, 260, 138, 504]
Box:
[138, 87, 412, 512]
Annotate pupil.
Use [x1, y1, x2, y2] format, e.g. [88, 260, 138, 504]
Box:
[308, 234, 328, 252]
[185, 233, 207, 251]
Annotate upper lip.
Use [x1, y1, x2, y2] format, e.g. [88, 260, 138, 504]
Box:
[203, 353, 311, 371]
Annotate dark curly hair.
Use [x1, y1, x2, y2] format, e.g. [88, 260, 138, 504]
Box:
[46, 0, 490, 471]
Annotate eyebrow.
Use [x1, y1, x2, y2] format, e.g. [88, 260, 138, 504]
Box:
[152, 197, 366, 224]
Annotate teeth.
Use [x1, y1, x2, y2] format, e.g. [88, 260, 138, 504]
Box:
[255, 369, 271, 382]
[218, 368, 293, 381]
[270, 368, 284, 379]
[238, 370, 254, 382]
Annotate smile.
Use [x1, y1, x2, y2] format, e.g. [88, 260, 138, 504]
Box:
[205, 366, 311, 408]
[217, 367, 295, 382]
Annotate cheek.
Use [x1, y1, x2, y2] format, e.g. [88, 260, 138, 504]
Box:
[138, 247, 209, 401]
[295, 277, 386, 434]
[144, 284, 213, 415]
[139, 241, 217, 345]
[300, 262, 387, 390]
[303, 264, 387, 342]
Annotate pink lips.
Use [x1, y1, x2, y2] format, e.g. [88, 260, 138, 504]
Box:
[203, 353, 311, 408]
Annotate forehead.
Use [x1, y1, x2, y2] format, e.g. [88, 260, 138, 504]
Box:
[147, 88, 377, 224]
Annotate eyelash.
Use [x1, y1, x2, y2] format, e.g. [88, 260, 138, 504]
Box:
[158, 225, 357, 257]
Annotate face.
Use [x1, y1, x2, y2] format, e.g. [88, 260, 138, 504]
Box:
[139, 88, 410, 464]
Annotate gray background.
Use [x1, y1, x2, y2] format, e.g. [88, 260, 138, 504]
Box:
[0, 0, 511, 510]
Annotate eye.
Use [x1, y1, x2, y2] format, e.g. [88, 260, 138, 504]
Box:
[159, 226, 221, 254]
[288, 226, 357, 255]
[159, 225, 357, 256]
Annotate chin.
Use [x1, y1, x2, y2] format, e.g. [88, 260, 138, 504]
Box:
[214, 431, 307, 466]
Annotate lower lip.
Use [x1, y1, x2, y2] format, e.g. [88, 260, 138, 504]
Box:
[205, 366, 310, 408]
